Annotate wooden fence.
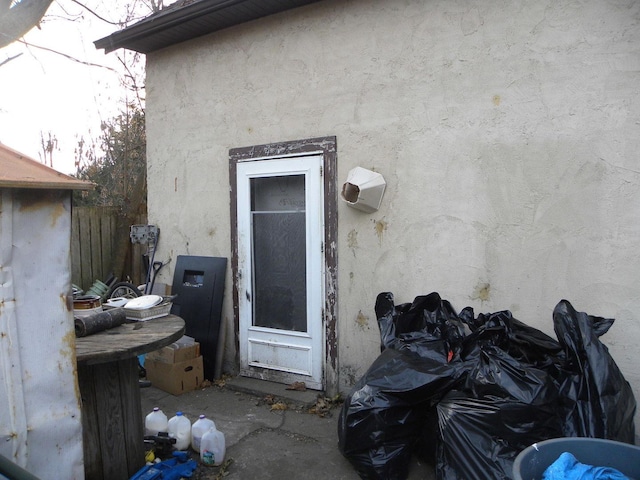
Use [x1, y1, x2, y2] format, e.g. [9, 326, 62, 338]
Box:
[71, 207, 147, 292]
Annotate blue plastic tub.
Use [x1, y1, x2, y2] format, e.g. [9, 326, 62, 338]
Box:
[513, 437, 640, 480]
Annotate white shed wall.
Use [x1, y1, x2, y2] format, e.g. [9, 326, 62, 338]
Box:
[0, 189, 83, 478]
[145, 0, 640, 433]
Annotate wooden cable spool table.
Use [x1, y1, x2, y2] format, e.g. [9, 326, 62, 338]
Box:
[75, 314, 185, 480]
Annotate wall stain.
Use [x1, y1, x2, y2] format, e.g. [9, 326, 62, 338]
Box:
[49, 202, 66, 228]
[472, 282, 491, 302]
[340, 365, 361, 387]
[17, 191, 67, 227]
[493, 94, 501, 106]
[373, 218, 387, 245]
[347, 229, 358, 257]
[60, 329, 76, 362]
[356, 310, 369, 330]
[347, 229, 358, 248]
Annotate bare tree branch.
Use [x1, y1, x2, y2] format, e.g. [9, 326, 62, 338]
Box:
[0, 51, 22, 66]
[70, 0, 121, 26]
[115, 52, 144, 108]
[0, 0, 54, 49]
[17, 38, 119, 72]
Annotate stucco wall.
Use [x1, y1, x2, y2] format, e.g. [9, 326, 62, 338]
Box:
[145, 0, 640, 431]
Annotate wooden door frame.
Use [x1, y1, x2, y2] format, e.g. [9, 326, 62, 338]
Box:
[229, 136, 338, 395]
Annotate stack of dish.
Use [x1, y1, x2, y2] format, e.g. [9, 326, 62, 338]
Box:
[123, 295, 164, 310]
[122, 295, 171, 321]
[73, 295, 103, 318]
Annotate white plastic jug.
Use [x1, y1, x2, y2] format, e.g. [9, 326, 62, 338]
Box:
[167, 411, 191, 450]
[145, 407, 168, 436]
[191, 414, 215, 452]
[200, 426, 225, 466]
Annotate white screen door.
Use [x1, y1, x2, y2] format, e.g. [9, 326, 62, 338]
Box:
[237, 154, 324, 389]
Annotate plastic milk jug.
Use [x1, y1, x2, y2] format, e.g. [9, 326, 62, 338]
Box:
[200, 426, 225, 466]
[191, 414, 215, 452]
[145, 407, 168, 436]
[167, 411, 191, 450]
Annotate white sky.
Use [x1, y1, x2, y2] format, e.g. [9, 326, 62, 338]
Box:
[0, 1, 147, 174]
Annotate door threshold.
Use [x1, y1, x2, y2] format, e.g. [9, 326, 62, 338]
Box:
[224, 376, 322, 408]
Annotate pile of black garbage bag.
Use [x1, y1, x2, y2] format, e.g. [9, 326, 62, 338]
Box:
[338, 292, 636, 480]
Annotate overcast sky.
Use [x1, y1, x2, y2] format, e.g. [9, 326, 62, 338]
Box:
[0, 2, 146, 174]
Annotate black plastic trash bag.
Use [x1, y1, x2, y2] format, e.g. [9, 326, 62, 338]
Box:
[338, 346, 466, 480]
[339, 293, 636, 480]
[338, 292, 467, 480]
[427, 341, 564, 480]
[553, 299, 636, 443]
[375, 291, 466, 357]
[415, 306, 565, 479]
[434, 390, 563, 480]
[459, 307, 563, 371]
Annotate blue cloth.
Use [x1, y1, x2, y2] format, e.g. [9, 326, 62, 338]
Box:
[542, 452, 629, 480]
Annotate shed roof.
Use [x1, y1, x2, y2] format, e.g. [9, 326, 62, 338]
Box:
[94, 0, 323, 54]
[0, 144, 94, 190]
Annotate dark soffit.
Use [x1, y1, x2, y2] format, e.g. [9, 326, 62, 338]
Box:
[94, 0, 323, 54]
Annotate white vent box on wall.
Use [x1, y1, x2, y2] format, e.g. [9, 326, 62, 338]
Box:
[341, 167, 386, 213]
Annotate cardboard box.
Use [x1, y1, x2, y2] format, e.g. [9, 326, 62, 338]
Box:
[145, 356, 203, 396]
[146, 342, 200, 364]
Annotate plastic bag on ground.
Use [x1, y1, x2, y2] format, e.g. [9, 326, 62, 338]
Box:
[409, 308, 565, 478]
[337, 347, 466, 479]
[338, 292, 467, 479]
[553, 300, 636, 443]
[339, 293, 636, 480]
[434, 391, 563, 480]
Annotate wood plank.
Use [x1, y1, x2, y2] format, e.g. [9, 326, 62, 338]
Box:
[119, 358, 145, 475]
[100, 209, 114, 281]
[78, 208, 93, 290]
[94, 362, 129, 480]
[133, 242, 143, 286]
[77, 364, 104, 479]
[90, 208, 102, 283]
[71, 208, 82, 288]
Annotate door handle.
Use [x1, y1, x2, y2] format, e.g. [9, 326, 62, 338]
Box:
[246, 290, 251, 302]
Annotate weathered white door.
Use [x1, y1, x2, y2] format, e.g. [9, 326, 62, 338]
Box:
[237, 154, 324, 389]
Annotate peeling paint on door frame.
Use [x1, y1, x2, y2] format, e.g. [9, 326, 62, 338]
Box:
[229, 136, 339, 395]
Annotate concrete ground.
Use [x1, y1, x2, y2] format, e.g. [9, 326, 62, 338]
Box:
[140, 376, 436, 479]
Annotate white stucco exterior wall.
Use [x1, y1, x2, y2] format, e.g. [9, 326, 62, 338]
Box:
[145, 0, 640, 433]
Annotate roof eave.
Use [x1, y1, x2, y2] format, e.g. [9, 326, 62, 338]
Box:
[94, 0, 323, 54]
[0, 144, 95, 191]
[94, 1, 211, 54]
[0, 180, 95, 190]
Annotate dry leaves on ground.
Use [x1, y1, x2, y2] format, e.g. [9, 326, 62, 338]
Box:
[285, 381, 307, 391]
[308, 393, 343, 418]
[270, 402, 288, 411]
